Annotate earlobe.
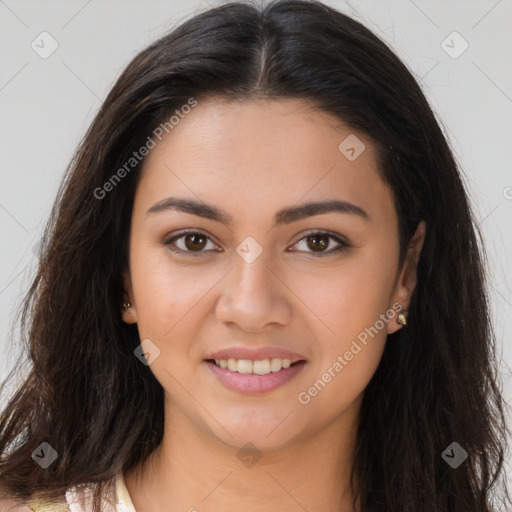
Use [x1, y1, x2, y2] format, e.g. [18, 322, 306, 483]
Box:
[387, 304, 408, 334]
[121, 301, 137, 324]
[121, 271, 137, 324]
[387, 220, 426, 333]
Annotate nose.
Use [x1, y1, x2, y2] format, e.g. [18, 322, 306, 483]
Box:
[215, 252, 293, 333]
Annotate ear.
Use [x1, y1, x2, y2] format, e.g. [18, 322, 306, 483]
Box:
[121, 270, 137, 324]
[387, 220, 426, 334]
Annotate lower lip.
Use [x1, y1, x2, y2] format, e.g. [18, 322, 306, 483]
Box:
[205, 360, 306, 394]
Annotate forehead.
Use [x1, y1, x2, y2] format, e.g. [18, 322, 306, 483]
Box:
[135, 98, 395, 225]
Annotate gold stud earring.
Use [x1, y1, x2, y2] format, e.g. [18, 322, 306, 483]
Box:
[397, 312, 407, 326]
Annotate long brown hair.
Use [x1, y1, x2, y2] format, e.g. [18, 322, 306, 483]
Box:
[1, 1, 510, 510]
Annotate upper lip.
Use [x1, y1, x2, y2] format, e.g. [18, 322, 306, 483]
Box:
[205, 346, 306, 363]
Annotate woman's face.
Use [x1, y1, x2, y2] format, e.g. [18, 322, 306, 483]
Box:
[122, 98, 424, 450]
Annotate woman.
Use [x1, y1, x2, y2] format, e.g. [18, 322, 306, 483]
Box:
[0, 1, 509, 510]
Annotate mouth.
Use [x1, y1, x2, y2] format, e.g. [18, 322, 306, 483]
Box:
[204, 357, 305, 375]
[204, 358, 307, 394]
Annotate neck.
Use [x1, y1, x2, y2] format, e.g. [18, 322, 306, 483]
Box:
[125, 396, 362, 512]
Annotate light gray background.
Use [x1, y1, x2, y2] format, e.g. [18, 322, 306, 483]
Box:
[1, 0, 511, 488]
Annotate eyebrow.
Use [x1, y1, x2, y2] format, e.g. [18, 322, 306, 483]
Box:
[146, 196, 369, 226]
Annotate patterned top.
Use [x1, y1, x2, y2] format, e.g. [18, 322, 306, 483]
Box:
[25, 472, 136, 512]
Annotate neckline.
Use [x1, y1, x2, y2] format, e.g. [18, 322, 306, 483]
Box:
[115, 471, 137, 512]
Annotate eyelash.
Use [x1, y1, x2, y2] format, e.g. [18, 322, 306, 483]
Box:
[163, 229, 349, 257]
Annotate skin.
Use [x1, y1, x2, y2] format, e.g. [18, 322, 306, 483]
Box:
[121, 98, 426, 512]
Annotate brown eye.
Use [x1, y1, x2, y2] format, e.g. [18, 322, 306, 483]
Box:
[290, 231, 348, 256]
[164, 231, 219, 255]
[183, 233, 207, 251]
[306, 234, 329, 252]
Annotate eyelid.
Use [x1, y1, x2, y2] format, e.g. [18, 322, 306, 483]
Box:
[287, 230, 349, 256]
[163, 228, 222, 254]
[163, 228, 350, 256]
[291, 228, 350, 246]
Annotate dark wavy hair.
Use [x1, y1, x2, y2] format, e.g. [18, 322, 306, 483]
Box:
[0, 1, 510, 510]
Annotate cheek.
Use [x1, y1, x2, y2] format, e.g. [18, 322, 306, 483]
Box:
[297, 248, 397, 401]
[129, 243, 217, 339]
[299, 248, 398, 339]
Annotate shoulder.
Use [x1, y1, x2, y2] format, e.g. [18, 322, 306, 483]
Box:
[0, 487, 69, 512]
[0, 492, 34, 512]
[0, 475, 119, 512]
[0, 485, 23, 510]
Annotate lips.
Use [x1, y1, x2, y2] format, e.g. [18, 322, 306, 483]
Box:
[205, 346, 306, 363]
[203, 346, 307, 394]
[205, 359, 307, 394]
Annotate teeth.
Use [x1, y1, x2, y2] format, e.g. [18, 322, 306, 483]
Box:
[253, 359, 271, 375]
[212, 358, 295, 374]
[270, 358, 284, 372]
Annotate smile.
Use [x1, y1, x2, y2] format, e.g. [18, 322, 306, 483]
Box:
[205, 359, 306, 394]
[209, 357, 300, 375]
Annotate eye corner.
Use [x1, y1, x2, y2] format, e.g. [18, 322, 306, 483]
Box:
[289, 230, 351, 257]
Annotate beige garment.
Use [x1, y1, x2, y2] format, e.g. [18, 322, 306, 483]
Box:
[23, 473, 136, 512]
